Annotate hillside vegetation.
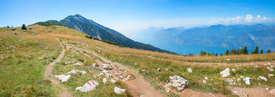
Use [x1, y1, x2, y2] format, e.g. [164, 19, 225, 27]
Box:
[1, 25, 275, 97]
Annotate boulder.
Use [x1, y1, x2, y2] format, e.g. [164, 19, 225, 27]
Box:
[268, 74, 274, 77]
[55, 75, 71, 82]
[168, 75, 188, 92]
[243, 77, 251, 85]
[75, 80, 99, 92]
[259, 76, 267, 81]
[220, 68, 230, 77]
[114, 87, 126, 94]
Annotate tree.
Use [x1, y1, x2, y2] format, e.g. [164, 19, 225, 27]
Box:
[267, 49, 271, 54]
[22, 24, 27, 30]
[200, 51, 207, 56]
[7, 26, 10, 28]
[220, 52, 223, 56]
[215, 53, 218, 56]
[241, 46, 248, 54]
[229, 49, 235, 55]
[260, 49, 263, 54]
[225, 49, 229, 55]
[251, 46, 259, 54]
[212, 53, 214, 56]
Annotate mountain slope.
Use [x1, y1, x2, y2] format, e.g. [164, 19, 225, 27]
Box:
[59, 14, 175, 54]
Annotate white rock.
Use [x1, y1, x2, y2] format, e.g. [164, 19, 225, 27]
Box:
[267, 66, 274, 72]
[237, 78, 241, 82]
[165, 69, 168, 71]
[187, 68, 192, 73]
[226, 58, 230, 61]
[67, 70, 77, 74]
[157, 68, 161, 71]
[105, 73, 112, 78]
[259, 76, 267, 81]
[268, 63, 271, 65]
[74, 63, 82, 65]
[114, 87, 126, 94]
[92, 63, 96, 67]
[243, 77, 251, 85]
[75, 80, 99, 92]
[122, 75, 131, 81]
[78, 70, 87, 74]
[220, 68, 230, 77]
[111, 79, 116, 83]
[205, 76, 208, 80]
[168, 75, 188, 91]
[232, 69, 236, 72]
[103, 78, 107, 84]
[268, 74, 274, 77]
[141, 69, 145, 72]
[240, 76, 244, 78]
[203, 80, 207, 83]
[55, 75, 71, 82]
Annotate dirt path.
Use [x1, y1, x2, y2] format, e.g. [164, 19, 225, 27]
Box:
[75, 47, 166, 97]
[45, 38, 73, 97]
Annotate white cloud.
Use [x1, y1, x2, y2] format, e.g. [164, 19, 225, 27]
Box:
[208, 14, 274, 24]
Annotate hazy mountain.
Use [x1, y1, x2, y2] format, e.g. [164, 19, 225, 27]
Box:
[170, 24, 275, 50]
[59, 14, 175, 54]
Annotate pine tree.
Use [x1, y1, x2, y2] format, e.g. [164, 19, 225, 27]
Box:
[22, 24, 27, 30]
[252, 46, 259, 54]
[260, 49, 263, 54]
[212, 53, 214, 56]
[241, 46, 248, 54]
[237, 48, 240, 55]
[215, 53, 218, 56]
[229, 49, 235, 55]
[267, 49, 271, 54]
[225, 49, 229, 55]
[220, 52, 223, 56]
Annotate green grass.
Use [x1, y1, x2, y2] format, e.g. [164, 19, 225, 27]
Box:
[0, 32, 61, 96]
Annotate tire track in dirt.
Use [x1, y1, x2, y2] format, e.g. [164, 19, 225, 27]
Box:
[45, 37, 73, 97]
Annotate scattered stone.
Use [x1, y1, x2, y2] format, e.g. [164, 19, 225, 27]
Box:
[203, 80, 207, 83]
[168, 75, 188, 92]
[74, 62, 82, 65]
[141, 69, 145, 72]
[75, 80, 99, 92]
[220, 68, 230, 77]
[268, 74, 274, 77]
[237, 78, 241, 82]
[111, 79, 116, 83]
[187, 68, 192, 73]
[103, 64, 113, 70]
[39, 57, 43, 59]
[232, 69, 236, 72]
[243, 77, 251, 85]
[240, 76, 244, 78]
[122, 75, 131, 81]
[67, 70, 77, 74]
[266, 88, 270, 91]
[267, 66, 274, 72]
[103, 78, 107, 84]
[205, 76, 208, 80]
[165, 69, 168, 71]
[134, 63, 137, 65]
[226, 58, 230, 61]
[55, 75, 71, 82]
[92, 63, 96, 67]
[114, 87, 126, 94]
[105, 73, 112, 78]
[157, 68, 161, 71]
[259, 76, 267, 81]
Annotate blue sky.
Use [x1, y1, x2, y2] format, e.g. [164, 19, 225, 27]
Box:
[1, 0, 275, 38]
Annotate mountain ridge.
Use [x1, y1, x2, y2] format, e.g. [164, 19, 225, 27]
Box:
[58, 14, 176, 54]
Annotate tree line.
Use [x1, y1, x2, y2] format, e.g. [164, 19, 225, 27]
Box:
[200, 46, 272, 56]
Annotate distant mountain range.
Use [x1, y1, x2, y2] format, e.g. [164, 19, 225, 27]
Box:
[140, 24, 275, 51]
[34, 14, 175, 54]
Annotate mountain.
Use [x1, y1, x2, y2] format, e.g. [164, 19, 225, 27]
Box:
[59, 14, 175, 54]
[172, 24, 275, 50]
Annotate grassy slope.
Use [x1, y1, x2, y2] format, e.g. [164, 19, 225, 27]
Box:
[0, 27, 62, 96]
[1, 25, 275, 96]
